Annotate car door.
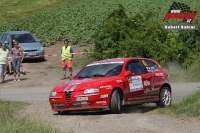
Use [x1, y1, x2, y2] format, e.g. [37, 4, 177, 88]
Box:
[141, 59, 163, 99]
[126, 60, 152, 102]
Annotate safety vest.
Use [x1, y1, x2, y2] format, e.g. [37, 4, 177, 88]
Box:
[61, 46, 72, 61]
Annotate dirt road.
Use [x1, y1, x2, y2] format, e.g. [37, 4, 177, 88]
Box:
[1, 42, 200, 133]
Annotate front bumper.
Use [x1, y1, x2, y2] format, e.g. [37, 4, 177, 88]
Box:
[23, 50, 45, 59]
[49, 91, 110, 111]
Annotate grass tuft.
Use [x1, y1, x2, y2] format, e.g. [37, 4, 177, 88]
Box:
[156, 90, 200, 118]
[0, 99, 61, 133]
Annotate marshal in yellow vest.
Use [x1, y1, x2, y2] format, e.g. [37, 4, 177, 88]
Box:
[61, 46, 72, 61]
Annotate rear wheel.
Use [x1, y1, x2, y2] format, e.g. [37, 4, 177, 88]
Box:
[110, 90, 121, 114]
[156, 86, 171, 107]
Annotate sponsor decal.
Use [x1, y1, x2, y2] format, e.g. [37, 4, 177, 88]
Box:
[144, 88, 151, 94]
[128, 96, 156, 100]
[100, 94, 108, 98]
[151, 87, 159, 92]
[100, 85, 112, 89]
[146, 67, 158, 72]
[143, 80, 150, 86]
[128, 76, 143, 92]
[96, 101, 107, 105]
[141, 60, 148, 67]
[116, 79, 123, 83]
[155, 73, 164, 76]
[87, 62, 124, 66]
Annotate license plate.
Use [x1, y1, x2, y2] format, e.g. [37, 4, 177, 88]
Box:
[75, 97, 88, 101]
[27, 52, 36, 55]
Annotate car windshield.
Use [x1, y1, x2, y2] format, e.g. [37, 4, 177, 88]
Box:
[11, 33, 37, 43]
[76, 62, 124, 78]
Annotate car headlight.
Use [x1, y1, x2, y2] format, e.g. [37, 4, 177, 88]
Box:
[38, 46, 44, 51]
[84, 88, 99, 94]
[50, 92, 57, 97]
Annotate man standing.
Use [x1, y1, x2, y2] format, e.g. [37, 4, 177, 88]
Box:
[0, 43, 9, 84]
[61, 39, 73, 80]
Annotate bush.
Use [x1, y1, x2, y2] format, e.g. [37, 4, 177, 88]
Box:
[89, 4, 189, 67]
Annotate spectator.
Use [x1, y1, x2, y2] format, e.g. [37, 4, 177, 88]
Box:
[60, 39, 73, 80]
[0, 43, 9, 84]
[11, 39, 25, 75]
[10, 41, 24, 82]
[8, 58, 12, 75]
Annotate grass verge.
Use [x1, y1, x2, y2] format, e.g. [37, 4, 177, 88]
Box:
[156, 89, 200, 118]
[0, 0, 69, 24]
[0, 99, 61, 133]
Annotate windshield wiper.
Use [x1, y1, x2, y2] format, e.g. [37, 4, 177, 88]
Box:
[91, 74, 106, 77]
[76, 76, 91, 78]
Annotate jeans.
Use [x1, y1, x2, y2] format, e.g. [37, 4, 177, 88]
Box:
[12, 61, 20, 73]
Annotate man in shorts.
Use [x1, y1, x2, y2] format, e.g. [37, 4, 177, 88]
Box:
[0, 43, 9, 84]
[60, 39, 73, 80]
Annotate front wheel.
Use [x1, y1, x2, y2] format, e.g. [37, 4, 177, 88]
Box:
[156, 86, 171, 107]
[110, 90, 121, 114]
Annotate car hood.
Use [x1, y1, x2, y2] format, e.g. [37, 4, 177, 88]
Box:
[52, 77, 119, 92]
[20, 42, 42, 51]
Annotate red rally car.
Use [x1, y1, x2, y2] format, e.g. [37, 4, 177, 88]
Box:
[49, 58, 172, 114]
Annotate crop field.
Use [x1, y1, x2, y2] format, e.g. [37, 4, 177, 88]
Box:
[0, 0, 199, 46]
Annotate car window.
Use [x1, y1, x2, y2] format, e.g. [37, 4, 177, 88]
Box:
[142, 60, 158, 72]
[126, 61, 146, 74]
[11, 33, 37, 43]
[6, 35, 10, 42]
[1, 33, 8, 41]
[76, 62, 124, 78]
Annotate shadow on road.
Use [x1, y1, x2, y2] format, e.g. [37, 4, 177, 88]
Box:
[53, 104, 158, 116]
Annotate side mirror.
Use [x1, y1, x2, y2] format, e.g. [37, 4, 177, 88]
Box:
[38, 40, 42, 43]
[4, 41, 9, 44]
[124, 71, 133, 77]
[71, 75, 75, 80]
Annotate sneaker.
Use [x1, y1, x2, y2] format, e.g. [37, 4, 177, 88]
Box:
[60, 76, 66, 80]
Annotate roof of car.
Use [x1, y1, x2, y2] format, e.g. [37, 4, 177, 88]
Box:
[3, 31, 31, 35]
[89, 57, 153, 64]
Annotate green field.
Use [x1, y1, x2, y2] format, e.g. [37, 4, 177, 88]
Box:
[0, 0, 68, 24]
[0, 0, 199, 46]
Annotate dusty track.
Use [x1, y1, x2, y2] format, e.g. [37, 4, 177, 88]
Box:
[1, 42, 200, 133]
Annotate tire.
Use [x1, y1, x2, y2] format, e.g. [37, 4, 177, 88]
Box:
[110, 90, 121, 114]
[156, 86, 171, 107]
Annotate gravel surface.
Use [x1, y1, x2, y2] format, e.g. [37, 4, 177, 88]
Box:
[0, 42, 200, 133]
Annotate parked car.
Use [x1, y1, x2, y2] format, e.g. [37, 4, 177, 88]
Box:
[49, 58, 172, 114]
[0, 31, 45, 60]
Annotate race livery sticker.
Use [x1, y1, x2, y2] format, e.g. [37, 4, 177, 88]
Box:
[128, 76, 143, 92]
[155, 73, 164, 76]
[143, 80, 150, 86]
[100, 94, 108, 98]
[144, 88, 151, 95]
[141, 60, 148, 67]
[100, 85, 112, 89]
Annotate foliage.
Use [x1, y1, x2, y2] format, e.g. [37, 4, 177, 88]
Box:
[0, 0, 69, 24]
[89, 4, 191, 66]
[0, 0, 199, 47]
[0, 99, 61, 133]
